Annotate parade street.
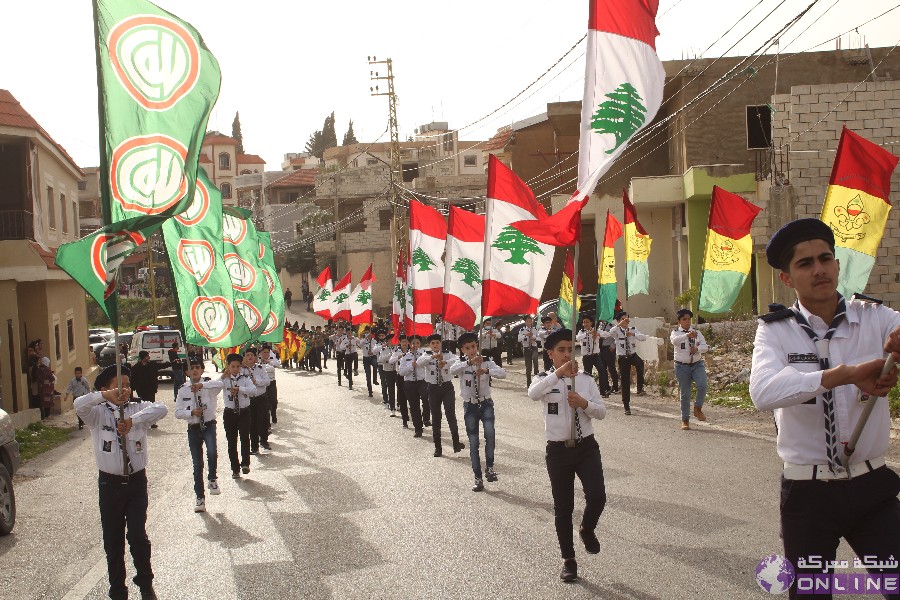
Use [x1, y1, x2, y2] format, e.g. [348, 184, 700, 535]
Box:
[2, 358, 893, 600]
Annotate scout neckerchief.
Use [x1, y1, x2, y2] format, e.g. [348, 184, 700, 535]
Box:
[790, 296, 847, 473]
[106, 400, 133, 473]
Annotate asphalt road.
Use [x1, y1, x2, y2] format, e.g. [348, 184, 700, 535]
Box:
[2, 354, 891, 599]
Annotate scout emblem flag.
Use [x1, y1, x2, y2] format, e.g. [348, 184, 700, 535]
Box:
[331, 271, 353, 323]
[409, 200, 447, 315]
[558, 251, 583, 330]
[350, 264, 375, 325]
[820, 126, 899, 297]
[443, 206, 485, 331]
[698, 186, 762, 313]
[256, 232, 286, 342]
[624, 189, 651, 297]
[313, 266, 334, 320]
[56, 0, 221, 328]
[222, 207, 271, 337]
[597, 210, 623, 322]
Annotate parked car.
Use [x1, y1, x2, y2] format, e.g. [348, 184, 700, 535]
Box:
[97, 332, 135, 368]
[89, 333, 113, 360]
[0, 407, 20, 535]
[494, 295, 598, 357]
[128, 327, 184, 378]
[89, 327, 115, 338]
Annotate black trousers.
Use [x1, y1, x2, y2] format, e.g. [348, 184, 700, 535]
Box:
[545, 435, 607, 560]
[249, 395, 270, 450]
[396, 376, 409, 424]
[222, 408, 250, 473]
[524, 348, 539, 384]
[381, 370, 396, 409]
[543, 350, 553, 371]
[267, 380, 278, 423]
[482, 347, 502, 368]
[581, 353, 596, 376]
[404, 380, 427, 433]
[618, 354, 645, 409]
[98, 469, 153, 600]
[336, 351, 346, 384]
[344, 352, 357, 388]
[429, 382, 461, 450]
[781, 467, 900, 600]
[310, 348, 322, 371]
[363, 355, 378, 393]
[599, 346, 618, 392]
[443, 340, 458, 355]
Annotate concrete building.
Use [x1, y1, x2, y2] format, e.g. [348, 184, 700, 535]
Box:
[77, 166, 102, 236]
[199, 133, 266, 205]
[0, 89, 92, 418]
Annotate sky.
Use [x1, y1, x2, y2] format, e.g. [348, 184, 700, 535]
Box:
[3, 0, 896, 171]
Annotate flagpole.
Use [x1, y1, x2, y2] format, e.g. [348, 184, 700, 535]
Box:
[570, 242, 580, 444]
[112, 299, 129, 476]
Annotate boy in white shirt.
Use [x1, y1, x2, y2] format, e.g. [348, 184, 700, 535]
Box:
[397, 336, 429, 436]
[417, 334, 464, 457]
[220, 354, 258, 478]
[670, 308, 710, 430]
[174, 358, 221, 512]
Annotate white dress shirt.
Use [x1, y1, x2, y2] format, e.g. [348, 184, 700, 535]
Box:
[75, 391, 168, 475]
[518, 326, 541, 349]
[361, 337, 379, 358]
[340, 336, 362, 354]
[220, 373, 258, 410]
[449, 358, 507, 402]
[174, 378, 221, 426]
[377, 344, 396, 372]
[670, 328, 709, 364]
[527, 368, 607, 441]
[397, 349, 427, 382]
[750, 298, 900, 466]
[480, 328, 501, 350]
[576, 328, 603, 356]
[600, 325, 647, 357]
[244, 364, 270, 397]
[262, 355, 280, 381]
[417, 351, 458, 385]
[442, 322, 460, 341]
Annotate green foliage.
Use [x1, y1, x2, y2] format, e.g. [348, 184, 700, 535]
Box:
[342, 119, 358, 145]
[591, 82, 647, 154]
[305, 111, 338, 158]
[889, 384, 900, 419]
[232, 111, 244, 154]
[709, 382, 755, 410]
[675, 286, 698, 309]
[491, 226, 545, 265]
[16, 422, 74, 462]
[657, 370, 673, 397]
[87, 296, 176, 331]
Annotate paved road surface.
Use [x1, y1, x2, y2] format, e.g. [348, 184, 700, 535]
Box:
[1, 353, 888, 599]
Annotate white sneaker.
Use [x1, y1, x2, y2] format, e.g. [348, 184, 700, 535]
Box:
[208, 480, 220, 495]
[258, 446, 271, 455]
[194, 497, 206, 512]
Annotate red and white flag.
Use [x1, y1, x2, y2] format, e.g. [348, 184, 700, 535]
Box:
[482, 155, 555, 317]
[350, 264, 375, 325]
[330, 271, 352, 323]
[408, 199, 446, 315]
[405, 252, 434, 337]
[443, 206, 484, 331]
[312, 266, 333, 320]
[578, 0, 665, 189]
[391, 253, 405, 343]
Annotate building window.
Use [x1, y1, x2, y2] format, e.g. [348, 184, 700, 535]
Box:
[73, 200, 79, 236]
[219, 152, 231, 170]
[443, 133, 453, 152]
[67, 318, 75, 352]
[77, 180, 87, 191]
[47, 186, 55, 229]
[463, 154, 477, 167]
[240, 169, 251, 175]
[379, 209, 392, 231]
[61, 194, 68, 234]
[221, 183, 232, 199]
[746, 105, 772, 150]
[54, 323, 61, 360]
[366, 158, 378, 166]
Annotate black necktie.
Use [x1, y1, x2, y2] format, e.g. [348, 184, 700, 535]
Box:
[791, 297, 846, 473]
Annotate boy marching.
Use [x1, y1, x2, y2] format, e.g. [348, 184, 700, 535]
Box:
[243, 348, 272, 455]
[174, 357, 220, 512]
[418, 334, 464, 457]
[670, 308, 709, 430]
[220, 354, 257, 478]
[397, 335, 429, 436]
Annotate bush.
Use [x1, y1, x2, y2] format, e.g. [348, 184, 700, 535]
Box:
[87, 296, 176, 331]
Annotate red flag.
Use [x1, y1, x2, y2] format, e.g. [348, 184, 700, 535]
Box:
[331, 271, 352, 323]
[316, 266, 331, 287]
[564, 250, 583, 292]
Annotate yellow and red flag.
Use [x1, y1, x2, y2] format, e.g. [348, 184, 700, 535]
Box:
[596, 210, 623, 322]
[624, 189, 651, 297]
[820, 126, 899, 297]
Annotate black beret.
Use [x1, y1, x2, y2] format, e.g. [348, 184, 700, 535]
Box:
[138, 350, 150, 359]
[426, 333, 442, 343]
[95, 365, 131, 391]
[544, 328, 572, 350]
[765, 218, 834, 270]
[614, 311, 628, 321]
[458, 332, 478, 346]
[676, 308, 693, 319]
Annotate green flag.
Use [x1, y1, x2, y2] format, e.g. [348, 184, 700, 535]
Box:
[55, 0, 220, 328]
[256, 232, 286, 343]
[223, 207, 272, 339]
[162, 172, 251, 347]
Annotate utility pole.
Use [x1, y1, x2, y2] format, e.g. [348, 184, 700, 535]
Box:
[368, 56, 403, 261]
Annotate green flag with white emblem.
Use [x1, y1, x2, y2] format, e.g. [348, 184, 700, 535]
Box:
[256, 232, 286, 343]
[222, 207, 272, 339]
[162, 171, 251, 347]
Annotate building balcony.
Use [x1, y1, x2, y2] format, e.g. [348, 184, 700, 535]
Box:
[0, 210, 34, 240]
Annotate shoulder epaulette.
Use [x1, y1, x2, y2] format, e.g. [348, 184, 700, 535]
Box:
[202, 377, 211, 382]
[851, 293, 883, 305]
[759, 308, 795, 323]
[536, 372, 547, 378]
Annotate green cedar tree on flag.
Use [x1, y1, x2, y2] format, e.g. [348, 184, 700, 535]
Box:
[55, 0, 221, 328]
[557, 250, 583, 330]
[409, 200, 446, 314]
[161, 171, 251, 347]
[624, 189, 652, 297]
[698, 186, 762, 313]
[391, 253, 406, 343]
[331, 271, 353, 323]
[597, 210, 623, 322]
[256, 232, 286, 343]
[313, 266, 334, 320]
[442, 205, 485, 331]
[350, 264, 375, 325]
[222, 207, 271, 338]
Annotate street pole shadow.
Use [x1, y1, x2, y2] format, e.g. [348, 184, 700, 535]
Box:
[197, 512, 264, 549]
[575, 578, 663, 600]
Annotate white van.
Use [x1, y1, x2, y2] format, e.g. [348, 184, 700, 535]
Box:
[128, 327, 185, 378]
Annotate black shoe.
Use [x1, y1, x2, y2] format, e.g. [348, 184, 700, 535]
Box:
[272, 417, 277, 424]
[140, 587, 159, 600]
[636, 389, 645, 396]
[413, 430, 423, 438]
[611, 387, 620, 393]
[485, 467, 498, 482]
[601, 392, 609, 398]
[453, 441, 465, 453]
[150, 423, 158, 429]
[624, 409, 632, 416]
[349, 385, 353, 391]
[262, 444, 272, 451]
[472, 478, 484, 492]
[560, 559, 578, 582]
[579, 527, 601, 554]
[434, 448, 442, 457]
[241, 466, 250, 474]
[403, 422, 409, 428]
[249, 449, 258, 455]
[78, 423, 84, 430]
[526, 379, 531, 387]
[373, 380, 379, 385]
[368, 391, 373, 397]
[423, 421, 431, 428]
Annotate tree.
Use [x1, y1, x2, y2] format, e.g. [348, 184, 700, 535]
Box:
[355, 289, 372, 305]
[343, 120, 358, 145]
[491, 226, 545, 265]
[411, 247, 436, 272]
[305, 112, 338, 158]
[451, 257, 481, 288]
[232, 112, 244, 154]
[591, 82, 647, 154]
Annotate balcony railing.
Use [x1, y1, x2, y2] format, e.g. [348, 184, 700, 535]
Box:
[0, 210, 34, 241]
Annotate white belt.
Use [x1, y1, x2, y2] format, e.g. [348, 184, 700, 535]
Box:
[783, 457, 885, 480]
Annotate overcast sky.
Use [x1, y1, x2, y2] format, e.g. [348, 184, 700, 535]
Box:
[4, 0, 895, 170]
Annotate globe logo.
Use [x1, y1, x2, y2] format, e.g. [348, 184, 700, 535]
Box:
[756, 554, 795, 595]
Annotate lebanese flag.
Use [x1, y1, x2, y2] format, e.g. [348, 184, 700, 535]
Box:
[405, 243, 433, 337]
[351, 264, 375, 325]
[578, 0, 665, 189]
[312, 266, 333, 319]
[443, 206, 484, 330]
[391, 253, 405, 343]
[482, 156, 555, 316]
[330, 271, 352, 323]
[408, 200, 446, 314]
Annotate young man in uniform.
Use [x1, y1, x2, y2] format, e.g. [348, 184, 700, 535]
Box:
[339, 328, 362, 391]
[221, 354, 257, 478]
[418, 334, 464, 457]
[538, 316, 555, 371]
[576, 316, 602, 378]
[596, 318, 619, 397]
[74, 365, 168, 600]
[479, 318, 503, 368]
[528, 329, 608, 584]
[389, 336, 411, 427]
[376, 331, 397, 415]
[518, 315, 541, 387]
[361, 327, 380, 397]
[64, 366, 91, 430]
[397, 335, 429, 437]
[168, 342, 185, 399]
[601, 311, 647, 415]
[670, 308, 709, 430]
[174, 358, 220, 512]
[260, 345, 280, 426]
[333, 326, 347, 386]
[243, 348, 272, 455]
[750, 218, 900, 599]
[451, 332, 506, 491]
